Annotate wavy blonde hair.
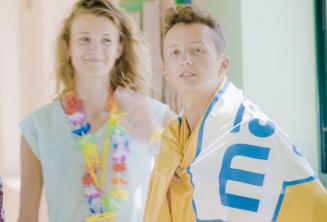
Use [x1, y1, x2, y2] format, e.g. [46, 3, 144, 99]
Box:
[55, 0, 151, 97]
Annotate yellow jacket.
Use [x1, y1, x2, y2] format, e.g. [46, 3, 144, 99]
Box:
[144, 81, 327, 222]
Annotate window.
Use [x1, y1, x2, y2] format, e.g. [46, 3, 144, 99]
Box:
[315, 0, 327, 178]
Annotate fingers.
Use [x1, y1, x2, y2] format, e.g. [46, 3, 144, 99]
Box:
[172, 173, 182, 183]
[112, 86, 157, 141]
[113, 86, 143, 111]
[172, 166, 183, 183]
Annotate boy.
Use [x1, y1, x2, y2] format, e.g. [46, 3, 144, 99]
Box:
[144, 5, 327, 222]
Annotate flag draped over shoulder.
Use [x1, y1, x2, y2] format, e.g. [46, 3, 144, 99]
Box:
[144, 80, 327, 222]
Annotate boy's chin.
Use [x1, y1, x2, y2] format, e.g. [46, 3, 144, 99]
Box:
[177, 87, 199, 95]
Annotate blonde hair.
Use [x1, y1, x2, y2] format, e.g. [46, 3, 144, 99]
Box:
[164, 4, 226, 55]
[55, 0, 151, 96]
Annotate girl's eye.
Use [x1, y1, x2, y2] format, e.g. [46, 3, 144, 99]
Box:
[79, 37, 90, 42]
[102, 39, 112, 44]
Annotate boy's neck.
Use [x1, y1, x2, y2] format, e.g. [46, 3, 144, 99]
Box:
[182, 89, 216, 133]
[182, 77, 226, 133]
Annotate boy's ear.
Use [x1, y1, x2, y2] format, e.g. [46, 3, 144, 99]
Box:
[218, 54, 231, 75]
[162, 65, 169, 82]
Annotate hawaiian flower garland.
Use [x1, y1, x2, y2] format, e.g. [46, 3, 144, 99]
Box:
[62, 90, 129, 221]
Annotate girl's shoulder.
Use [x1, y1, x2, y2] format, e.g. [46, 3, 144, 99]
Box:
[21, 100, 62, 125]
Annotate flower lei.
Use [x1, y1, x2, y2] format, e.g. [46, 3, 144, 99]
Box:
[62, 90, 129, 220]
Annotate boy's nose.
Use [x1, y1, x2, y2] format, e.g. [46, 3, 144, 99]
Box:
[180, 53, 192, 67]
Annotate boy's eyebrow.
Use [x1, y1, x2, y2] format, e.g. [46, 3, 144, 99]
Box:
[165, 40, 206, 49]
[189, 40, 205, 45]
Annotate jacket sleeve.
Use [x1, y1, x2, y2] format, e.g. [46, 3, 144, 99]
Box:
[144, 120, 182, 222]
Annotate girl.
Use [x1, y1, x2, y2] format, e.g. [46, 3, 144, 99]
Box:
[18, 0, 175, 221]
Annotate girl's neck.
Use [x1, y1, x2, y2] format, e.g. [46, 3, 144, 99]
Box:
[75, 75, 110, 118]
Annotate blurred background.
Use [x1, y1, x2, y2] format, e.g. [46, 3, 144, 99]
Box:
[1, 0, 326, 221]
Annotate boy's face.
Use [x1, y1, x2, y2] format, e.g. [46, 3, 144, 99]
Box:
[163, 23, 229, 95]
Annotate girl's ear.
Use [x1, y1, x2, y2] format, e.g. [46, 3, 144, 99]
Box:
[116, 42, 124, 59]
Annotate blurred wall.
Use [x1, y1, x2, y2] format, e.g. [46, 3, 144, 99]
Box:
[204, 0, 320, 177]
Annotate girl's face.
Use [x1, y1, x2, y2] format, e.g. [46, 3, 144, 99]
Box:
[69, 13, 123, 79]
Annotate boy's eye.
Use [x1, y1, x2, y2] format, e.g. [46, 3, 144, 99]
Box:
[171, 50, 180, 56]
[191, 48, 201, 53]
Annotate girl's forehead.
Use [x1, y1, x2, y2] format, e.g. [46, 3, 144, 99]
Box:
[70, 13, 118, 34]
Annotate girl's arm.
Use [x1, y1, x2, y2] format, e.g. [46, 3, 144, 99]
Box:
[18, 136, 42, 222]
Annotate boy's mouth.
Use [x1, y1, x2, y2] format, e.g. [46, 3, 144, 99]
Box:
[180, 72, 196, 79]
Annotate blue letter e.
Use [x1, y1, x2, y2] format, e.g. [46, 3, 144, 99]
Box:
[219, 144, 270, 212]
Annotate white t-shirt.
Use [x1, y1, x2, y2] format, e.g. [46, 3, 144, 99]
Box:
[19, 98, 168, 222]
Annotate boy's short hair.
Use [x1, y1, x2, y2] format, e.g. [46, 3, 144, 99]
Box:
[164, 4, 226, 55]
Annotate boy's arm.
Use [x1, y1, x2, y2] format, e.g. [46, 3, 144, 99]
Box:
[144, 121, 182, 222]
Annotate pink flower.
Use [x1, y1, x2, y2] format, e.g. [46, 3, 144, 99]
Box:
[62, 92, 84, 115]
